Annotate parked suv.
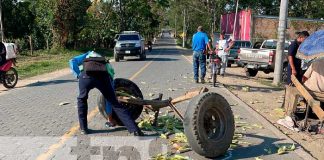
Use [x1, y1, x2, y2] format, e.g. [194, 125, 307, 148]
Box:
[114, 31, 146, 62]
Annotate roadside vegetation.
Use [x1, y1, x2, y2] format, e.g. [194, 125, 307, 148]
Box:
[16, 49, 112, 79]
[2, 0, 323, 78]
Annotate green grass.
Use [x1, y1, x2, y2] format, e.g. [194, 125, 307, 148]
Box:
[176, 38, 191, 49]
[16, 48, 113, 79]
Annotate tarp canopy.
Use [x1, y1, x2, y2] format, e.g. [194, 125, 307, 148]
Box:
[297, 30, 324, 61]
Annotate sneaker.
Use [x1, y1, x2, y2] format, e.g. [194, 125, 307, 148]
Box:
[195, 79, 199, 83]
[130, 130, 145, 136]
[105, 122, 116, 128]
[201, 79, 205, 84]
[80, 128, 89, 135]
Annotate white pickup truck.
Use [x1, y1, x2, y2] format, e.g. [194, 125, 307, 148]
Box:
[238, 39, 290, 81]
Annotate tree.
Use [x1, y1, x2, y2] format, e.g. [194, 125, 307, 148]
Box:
[52, 0, 91, 48]
[2, 0, 35, 39]
[32, 0, 56, 50]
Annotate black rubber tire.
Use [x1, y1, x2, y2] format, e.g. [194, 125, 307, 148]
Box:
[212, 73, 217, 87]
[3, 67, 18, 88]
[227, 63, 232, 67]
[245, 67, 258, 77]
[216, 68, 221, 75]
[184, 92, 234, 158]
[114, 53, 119, 62]
[140, 52, 146, 60]
[97, 78, 144, 126]
[120, 56, 124, 60]
[282, 63, 288, 82]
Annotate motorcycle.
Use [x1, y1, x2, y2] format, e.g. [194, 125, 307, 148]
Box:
[0, 59, 18, 88]
[209, 50, 222, 87]
[147, 41, 153, 52]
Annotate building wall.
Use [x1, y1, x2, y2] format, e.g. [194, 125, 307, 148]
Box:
[221, 10, 324, 43]
[252, 16, 324, 43]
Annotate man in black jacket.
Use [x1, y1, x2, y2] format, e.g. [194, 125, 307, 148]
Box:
[287, 31, 309, 84]
[0, 42, 6, 67]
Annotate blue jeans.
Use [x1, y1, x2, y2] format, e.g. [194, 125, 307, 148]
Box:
[219, 55, 228, 75]
[193, 51, 206, 80]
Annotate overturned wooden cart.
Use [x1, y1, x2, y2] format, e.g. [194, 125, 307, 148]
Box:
[97, 78, 235, 158]
[284, 75, 324, 132]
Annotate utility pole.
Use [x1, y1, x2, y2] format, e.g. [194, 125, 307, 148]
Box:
[182, 9, 186, 48]
[232, 0, 239, 40]
[175, 15, 177, 37]
[0, 0, 4, 42]
[273, 0, 288, 85]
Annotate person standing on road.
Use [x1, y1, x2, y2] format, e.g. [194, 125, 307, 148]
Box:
[192, 26, 212, 83]
[216, 32, 233, 77]
[69, 51, 144, 136]
[287, 31, 309, 84]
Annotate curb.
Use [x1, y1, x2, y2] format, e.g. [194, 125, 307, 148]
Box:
[218, 85, 316, 160]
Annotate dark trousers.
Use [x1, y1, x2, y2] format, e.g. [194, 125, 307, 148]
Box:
[77, 72, 139, 132]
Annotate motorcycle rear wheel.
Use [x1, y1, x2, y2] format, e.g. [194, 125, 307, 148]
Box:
[3, 67, 18, 88]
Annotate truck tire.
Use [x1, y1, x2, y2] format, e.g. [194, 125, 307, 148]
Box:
[227, 63, 232, 67]
[114, 52, 120, 62]
[245, 67, 258, 77]
[281, 64, 288, 82]
[97, 78, 144, 126]
[184, 92, 234, 158]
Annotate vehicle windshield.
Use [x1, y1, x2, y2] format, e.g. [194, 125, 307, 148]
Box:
[118, 34, 139, 41]
[262, 41, 289, 50]
[233, 41, 251, 49]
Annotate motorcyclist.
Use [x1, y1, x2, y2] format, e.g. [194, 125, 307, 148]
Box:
[0, 42, 6, 67]
[147, 40, 153, 52]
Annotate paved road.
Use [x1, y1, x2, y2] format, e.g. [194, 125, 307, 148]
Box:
[0, 37, 313, 160]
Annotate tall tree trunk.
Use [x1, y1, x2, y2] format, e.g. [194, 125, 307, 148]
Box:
[46, 37, 49, 50]
[28, 35, 33, 56]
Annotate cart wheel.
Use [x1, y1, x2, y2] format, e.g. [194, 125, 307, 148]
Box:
[184, 92, 234, 158]
[97, 78, 144, 126]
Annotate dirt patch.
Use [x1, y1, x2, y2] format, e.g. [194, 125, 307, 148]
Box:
[216, 64, 323, 160]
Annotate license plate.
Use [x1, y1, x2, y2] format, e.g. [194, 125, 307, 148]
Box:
[125, 50, 130, 54]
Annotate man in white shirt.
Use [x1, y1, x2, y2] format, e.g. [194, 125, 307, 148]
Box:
[216, 32, 233, 76]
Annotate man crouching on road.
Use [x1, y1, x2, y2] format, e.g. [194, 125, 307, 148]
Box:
[69, 51, 144, 136]
[192, 26, 212, 83]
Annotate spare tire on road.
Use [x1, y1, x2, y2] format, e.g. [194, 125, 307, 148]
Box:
[184, 92, 234, 158]
[97, 78, 144, 126]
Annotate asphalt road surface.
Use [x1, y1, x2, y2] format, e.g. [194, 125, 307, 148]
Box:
[0, 37, 313, 160]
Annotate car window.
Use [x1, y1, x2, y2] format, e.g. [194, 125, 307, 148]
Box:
[232, 41, 251, 49]
[262, 41, 289, 50]
[118, 35, 140, 41]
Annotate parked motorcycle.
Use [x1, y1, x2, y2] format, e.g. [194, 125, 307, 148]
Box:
[209, 50, 222, 87]
[0, 59, 18, 88]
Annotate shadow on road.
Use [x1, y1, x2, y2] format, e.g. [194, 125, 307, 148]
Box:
[224, 84, 284, 92]
[227, 133, 291, 159]
[26, 79, 77, 87]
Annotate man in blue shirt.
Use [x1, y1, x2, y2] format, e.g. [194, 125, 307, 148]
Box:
[69, 51, 143, 136]
[192, 26, 212, 83]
